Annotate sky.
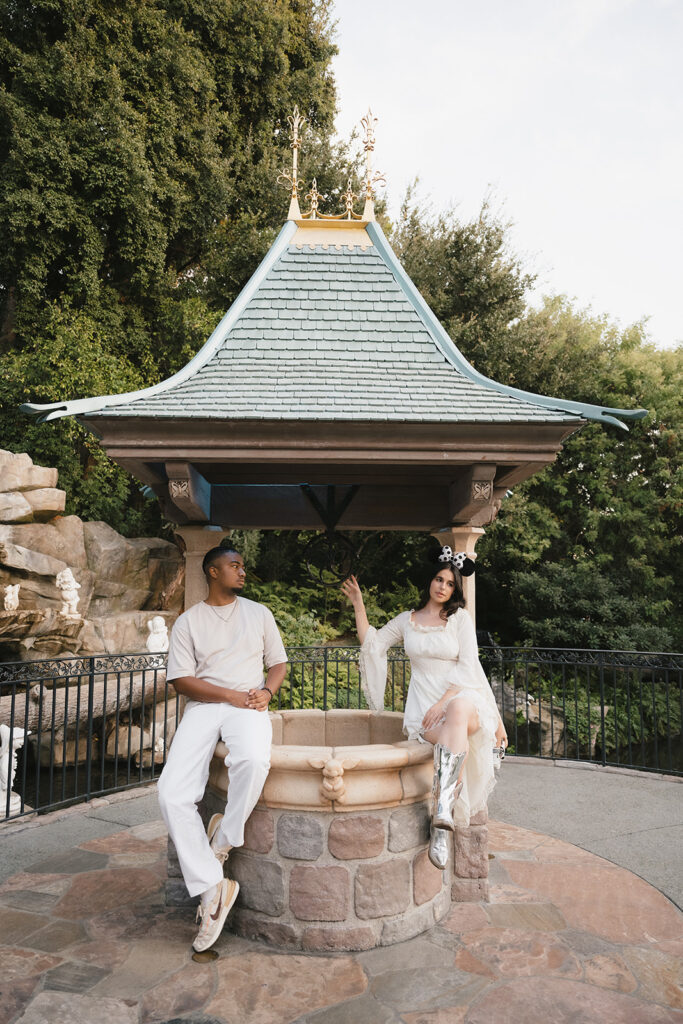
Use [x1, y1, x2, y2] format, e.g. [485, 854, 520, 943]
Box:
[330, 0, 682, 349]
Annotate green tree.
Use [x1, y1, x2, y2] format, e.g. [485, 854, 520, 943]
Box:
[478, 301, 682, 650]
[388, 192, 681, 651]
[0, 0, 339, 530]
[391, 186, 534, 376]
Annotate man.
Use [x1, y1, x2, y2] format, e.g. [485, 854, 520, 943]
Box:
[158, 545, 287, 952]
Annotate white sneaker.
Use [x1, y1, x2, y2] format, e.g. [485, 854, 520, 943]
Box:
[207, 813, 232, 866]
[193, 878, 239, 952]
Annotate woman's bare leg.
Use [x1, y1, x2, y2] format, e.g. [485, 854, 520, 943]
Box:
[423, 697, 479, 782]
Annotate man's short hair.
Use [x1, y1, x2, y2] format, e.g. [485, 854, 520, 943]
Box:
[202, 546, 241, 578]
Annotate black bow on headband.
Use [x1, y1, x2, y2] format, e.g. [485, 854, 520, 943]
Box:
[438, 545, 476, 577]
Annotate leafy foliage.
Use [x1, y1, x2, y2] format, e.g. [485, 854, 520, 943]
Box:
[478, 302, 682, 650]
[0, 0, 340, 532]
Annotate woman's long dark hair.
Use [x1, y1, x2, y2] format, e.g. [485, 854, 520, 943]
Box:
[415, 562, 466, 621]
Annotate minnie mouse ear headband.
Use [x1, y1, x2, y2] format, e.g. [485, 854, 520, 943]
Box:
[438, 545, 476, 577]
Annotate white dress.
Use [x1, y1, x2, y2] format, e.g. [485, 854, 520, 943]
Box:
[359, 607, 500, 825]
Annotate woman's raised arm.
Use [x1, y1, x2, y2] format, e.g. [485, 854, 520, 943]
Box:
[341, 575, 370, 643]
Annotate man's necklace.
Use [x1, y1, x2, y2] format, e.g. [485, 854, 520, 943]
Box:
[205, 599, 239, 623]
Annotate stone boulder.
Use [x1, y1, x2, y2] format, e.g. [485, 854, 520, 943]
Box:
[78, 610, 178, 656]
[0, 450, 184, 659]
[0, 450, 57, 492]
[0, 609, 85, 661]
[0, 492, 33, 524]
[83, 523, 182, 616]
[0, 450, 65, 522]
[9, 518, 88, 569]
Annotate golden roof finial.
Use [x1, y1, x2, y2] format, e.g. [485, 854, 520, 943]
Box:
[304, 178, 323, 218]
[360, 107, 385, 220]
[277, 105, 307, 219]
[277, 106, 383, 222]
[341, 178, 358, 220]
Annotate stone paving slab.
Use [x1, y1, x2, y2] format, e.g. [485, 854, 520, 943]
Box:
[489, 758, 683, 907]
[1, 807, 681, 1024]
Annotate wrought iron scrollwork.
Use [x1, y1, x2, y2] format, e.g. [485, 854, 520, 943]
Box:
[302, 531, 360, 588]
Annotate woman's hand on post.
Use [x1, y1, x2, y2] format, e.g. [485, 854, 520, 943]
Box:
[341, 575, 364, 608]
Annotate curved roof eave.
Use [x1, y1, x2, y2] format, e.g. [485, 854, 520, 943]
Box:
[366, 222, 647, 432]
[20, 221, 298, 424]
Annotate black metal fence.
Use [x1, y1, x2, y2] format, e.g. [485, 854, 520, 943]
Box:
[1, 645, 680, 821]
[480, 647, 683, 775]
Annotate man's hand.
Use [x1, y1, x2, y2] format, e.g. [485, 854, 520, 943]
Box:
[228, 690, 252, 710]
[246, 688, 271, 711]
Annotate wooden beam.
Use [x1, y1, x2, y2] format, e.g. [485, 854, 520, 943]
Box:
[210, 484, 453, 530]
[93, 416, 581, 450]
[164, 462, 211, 522]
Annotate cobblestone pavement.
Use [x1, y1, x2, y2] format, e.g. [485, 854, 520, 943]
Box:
[1, 800, 681, 1024]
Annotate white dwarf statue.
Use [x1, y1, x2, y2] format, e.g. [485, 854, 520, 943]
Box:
[56, 568, 81, 617]
[0, 723, 31, 817]
[3, 584, 19, 611]
[146, 615, 169, 653]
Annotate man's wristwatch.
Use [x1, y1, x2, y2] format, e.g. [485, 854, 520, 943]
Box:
[262, 686, 273, 701]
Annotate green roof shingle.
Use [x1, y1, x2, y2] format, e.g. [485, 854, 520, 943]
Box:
[22, 220, 646, 431]
[87, 245, 576, 424]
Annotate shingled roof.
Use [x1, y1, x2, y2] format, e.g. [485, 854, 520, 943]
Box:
[23, 219, 645, 431]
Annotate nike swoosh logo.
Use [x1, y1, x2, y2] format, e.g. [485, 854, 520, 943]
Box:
[210, 896, 223, 921]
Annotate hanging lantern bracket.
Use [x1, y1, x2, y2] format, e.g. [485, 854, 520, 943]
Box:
[300, 484, 360, 532]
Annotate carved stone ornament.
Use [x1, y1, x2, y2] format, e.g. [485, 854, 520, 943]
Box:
[55, 567, 81, 617]
[308, 755, 360, 805]
[169, 479, 190, 499]
[146, 615, 169, 653]
[0, 723, 31, 817]
[472, 481, 493, 502]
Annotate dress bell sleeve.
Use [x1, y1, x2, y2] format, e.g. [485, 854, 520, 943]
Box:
[452, 610, 500, 736]
[358, 613, 406, 711]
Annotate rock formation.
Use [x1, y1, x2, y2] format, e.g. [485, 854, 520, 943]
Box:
[0, 450, 183, 660]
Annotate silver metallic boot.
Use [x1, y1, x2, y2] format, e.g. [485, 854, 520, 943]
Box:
[432, 743, 467, 831]
[428, 826, 450, 869]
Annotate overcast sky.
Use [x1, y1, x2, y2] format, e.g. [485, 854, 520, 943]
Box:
[331, 0, 682, 349]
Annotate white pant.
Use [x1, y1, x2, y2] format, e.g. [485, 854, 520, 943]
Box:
[157, 701, 272, 897]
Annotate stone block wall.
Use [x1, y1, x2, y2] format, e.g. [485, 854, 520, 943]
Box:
[167, 797, 490, 950]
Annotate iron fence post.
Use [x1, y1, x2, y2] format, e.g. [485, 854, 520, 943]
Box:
[85, 657, 95, 801]
[598, 652, 607, 766]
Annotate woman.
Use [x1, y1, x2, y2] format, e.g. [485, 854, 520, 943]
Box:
[342, 546, 507, 869]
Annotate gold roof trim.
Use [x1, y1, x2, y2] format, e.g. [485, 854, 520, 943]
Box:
[278, 106, 385, 223]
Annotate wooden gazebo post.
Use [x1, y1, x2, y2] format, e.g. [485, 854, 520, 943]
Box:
[174, 526, 229, 610]
[432, 526, 485, 628]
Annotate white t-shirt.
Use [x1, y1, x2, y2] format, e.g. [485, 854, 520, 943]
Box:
[166, 597, 287, 692]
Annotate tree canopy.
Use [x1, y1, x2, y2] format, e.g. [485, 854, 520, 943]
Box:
[0, 0, 339, 532]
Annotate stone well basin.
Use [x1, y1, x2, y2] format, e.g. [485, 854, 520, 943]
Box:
[198, 709, 467, 951]
[208, 708, 433, 812]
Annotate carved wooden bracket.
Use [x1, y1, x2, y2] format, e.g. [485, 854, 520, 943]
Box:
[448, 465, 497, 524]
[165, 462, 211, 522]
